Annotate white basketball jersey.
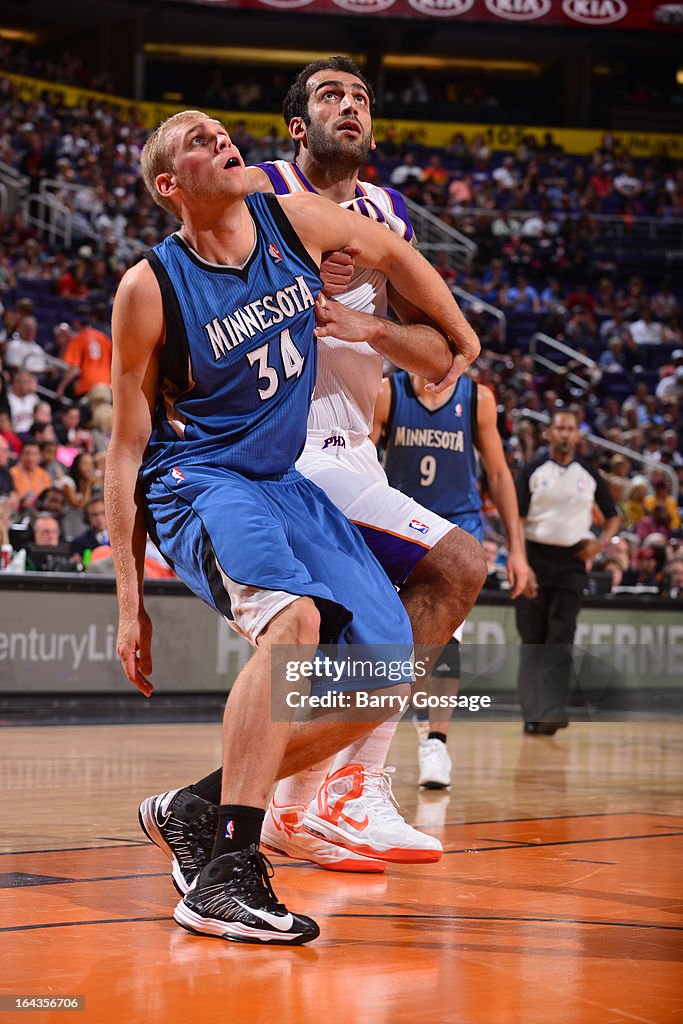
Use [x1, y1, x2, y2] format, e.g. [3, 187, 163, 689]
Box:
[257, 160, 415, 442]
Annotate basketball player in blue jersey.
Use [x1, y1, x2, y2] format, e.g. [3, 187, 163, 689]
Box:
[140, 58, 487, 877]
[106, 109, 479, 944]
[374, 370, 530, 787]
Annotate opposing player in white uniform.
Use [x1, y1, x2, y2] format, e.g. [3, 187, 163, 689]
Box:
[242, 58, 486, 870]
[141, 58, 486, 877]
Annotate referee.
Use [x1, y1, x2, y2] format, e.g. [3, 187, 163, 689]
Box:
[515, 408, 620, 734]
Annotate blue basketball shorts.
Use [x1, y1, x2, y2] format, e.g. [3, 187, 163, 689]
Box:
[142, 464, 413, 678]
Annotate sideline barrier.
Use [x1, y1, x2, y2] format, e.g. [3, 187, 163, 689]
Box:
[4, 70, 682, 157]
[1, 574, 681, 707]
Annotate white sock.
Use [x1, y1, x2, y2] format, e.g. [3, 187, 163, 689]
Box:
[273, 759, 334, 808]
[330, 715, 401, 775]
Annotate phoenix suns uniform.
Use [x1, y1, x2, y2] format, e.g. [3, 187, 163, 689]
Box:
[256, 161, 456, 587]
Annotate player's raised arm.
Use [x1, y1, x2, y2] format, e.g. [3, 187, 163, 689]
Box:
[281, 191, 480, 383]
[105, 260, 163, 696]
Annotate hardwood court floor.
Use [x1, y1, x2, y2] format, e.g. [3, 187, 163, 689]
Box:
[2, 721, 682, 1024]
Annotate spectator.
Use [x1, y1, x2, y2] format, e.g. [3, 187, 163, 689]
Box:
[0, 411, 22, 457]
[3, 315, 49, 376]
[60, 450, 103, 539]
[492, 155, 518, 191]
[665, 557, 683, 598]
[389, 153, 424, 188]
[644, 474, 681, 531]
[35, 486, 67, 530]
[7, 370, 39, 434]
[636, 504, 672, 544]
[447, 172, 473, 208]
[651, 280, 679, 321]
[55, 307, 112, 401]
[622, 476, 650, 528]
[10, 439, 52, 512]
[634, 546, 664, 592]
[491, 209, 522, 241]
[0, 436, 18, 509]
[540, 277, 565, 314]
[24, 512, 74, 572]
[505, 275, 540, 314]
[54, 405, 86, 447]
[39, 439, 65, 484]
[630, 305, 665, 347]
[656, 361, 683, 402]
[660, 429, 683, 468]
[481, 537, 507, 591]
[0, 497, 11, 550]
[599, 557, 624, 592]
[51, 322, 73, 360]
[88, 401, 113, 455]
[603, 452, 632, 504]
[599, 336, 627, 372]
[69, 495, 109, 562]
[606, 534, 639, 585]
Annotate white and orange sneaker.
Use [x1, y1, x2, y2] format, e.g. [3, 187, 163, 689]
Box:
[261, 799, 386, 873]
[302, 764, 442, 864]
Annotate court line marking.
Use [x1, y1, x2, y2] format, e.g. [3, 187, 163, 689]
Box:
[0, 843, 149, 857]
[568, 859, 618, 864]
[445, 812, 683, 826]
[2, 872, 169, 888]
[2, 913, 682, 934]
[444, 831, 683, 854]
[4, 814, 680, 860]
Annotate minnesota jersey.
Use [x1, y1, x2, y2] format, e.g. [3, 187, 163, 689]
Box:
[382, 372, 482, 536]
[140, 192, 322, 482]
[256, 160, 414, 442]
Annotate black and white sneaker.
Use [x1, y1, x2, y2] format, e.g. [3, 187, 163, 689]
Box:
[138, 788, 216, 895]
[174, 845, 320, 945]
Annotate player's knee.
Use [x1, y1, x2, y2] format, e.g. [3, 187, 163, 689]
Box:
[457, 531, 488, 595]
[285, 597, 321, 645]
[419, 528, 487, 597]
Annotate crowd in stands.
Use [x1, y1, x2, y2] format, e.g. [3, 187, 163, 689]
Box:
[0, 51, 681, 595]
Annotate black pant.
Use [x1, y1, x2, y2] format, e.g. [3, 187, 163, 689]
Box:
[515, 541, 586, 724]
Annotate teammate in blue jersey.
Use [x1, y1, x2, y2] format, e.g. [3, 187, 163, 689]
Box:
[374, 370, 529, 787]
[105, 109, 478, 944]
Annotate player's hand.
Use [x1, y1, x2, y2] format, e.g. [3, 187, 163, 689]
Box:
[425, 342, 479, 395]
[506, 550, 530, 600]
[117, 607, 154, 697]
[520, 566, 538, 599]
[575, 536, 602, 563]
[314, 293, 375, 343]
[319, 247, 359, 297]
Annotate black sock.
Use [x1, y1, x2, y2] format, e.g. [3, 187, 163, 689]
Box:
[428, 731, 448, 744]
[212, 805, 265, 859]
[189, 768, 222, 804]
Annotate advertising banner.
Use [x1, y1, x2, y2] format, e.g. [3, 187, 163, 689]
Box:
[1, 585, 682, 700]
[163, 0, 683, 30]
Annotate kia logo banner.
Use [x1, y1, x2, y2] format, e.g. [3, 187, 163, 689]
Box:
[163, 0, 682, 27]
